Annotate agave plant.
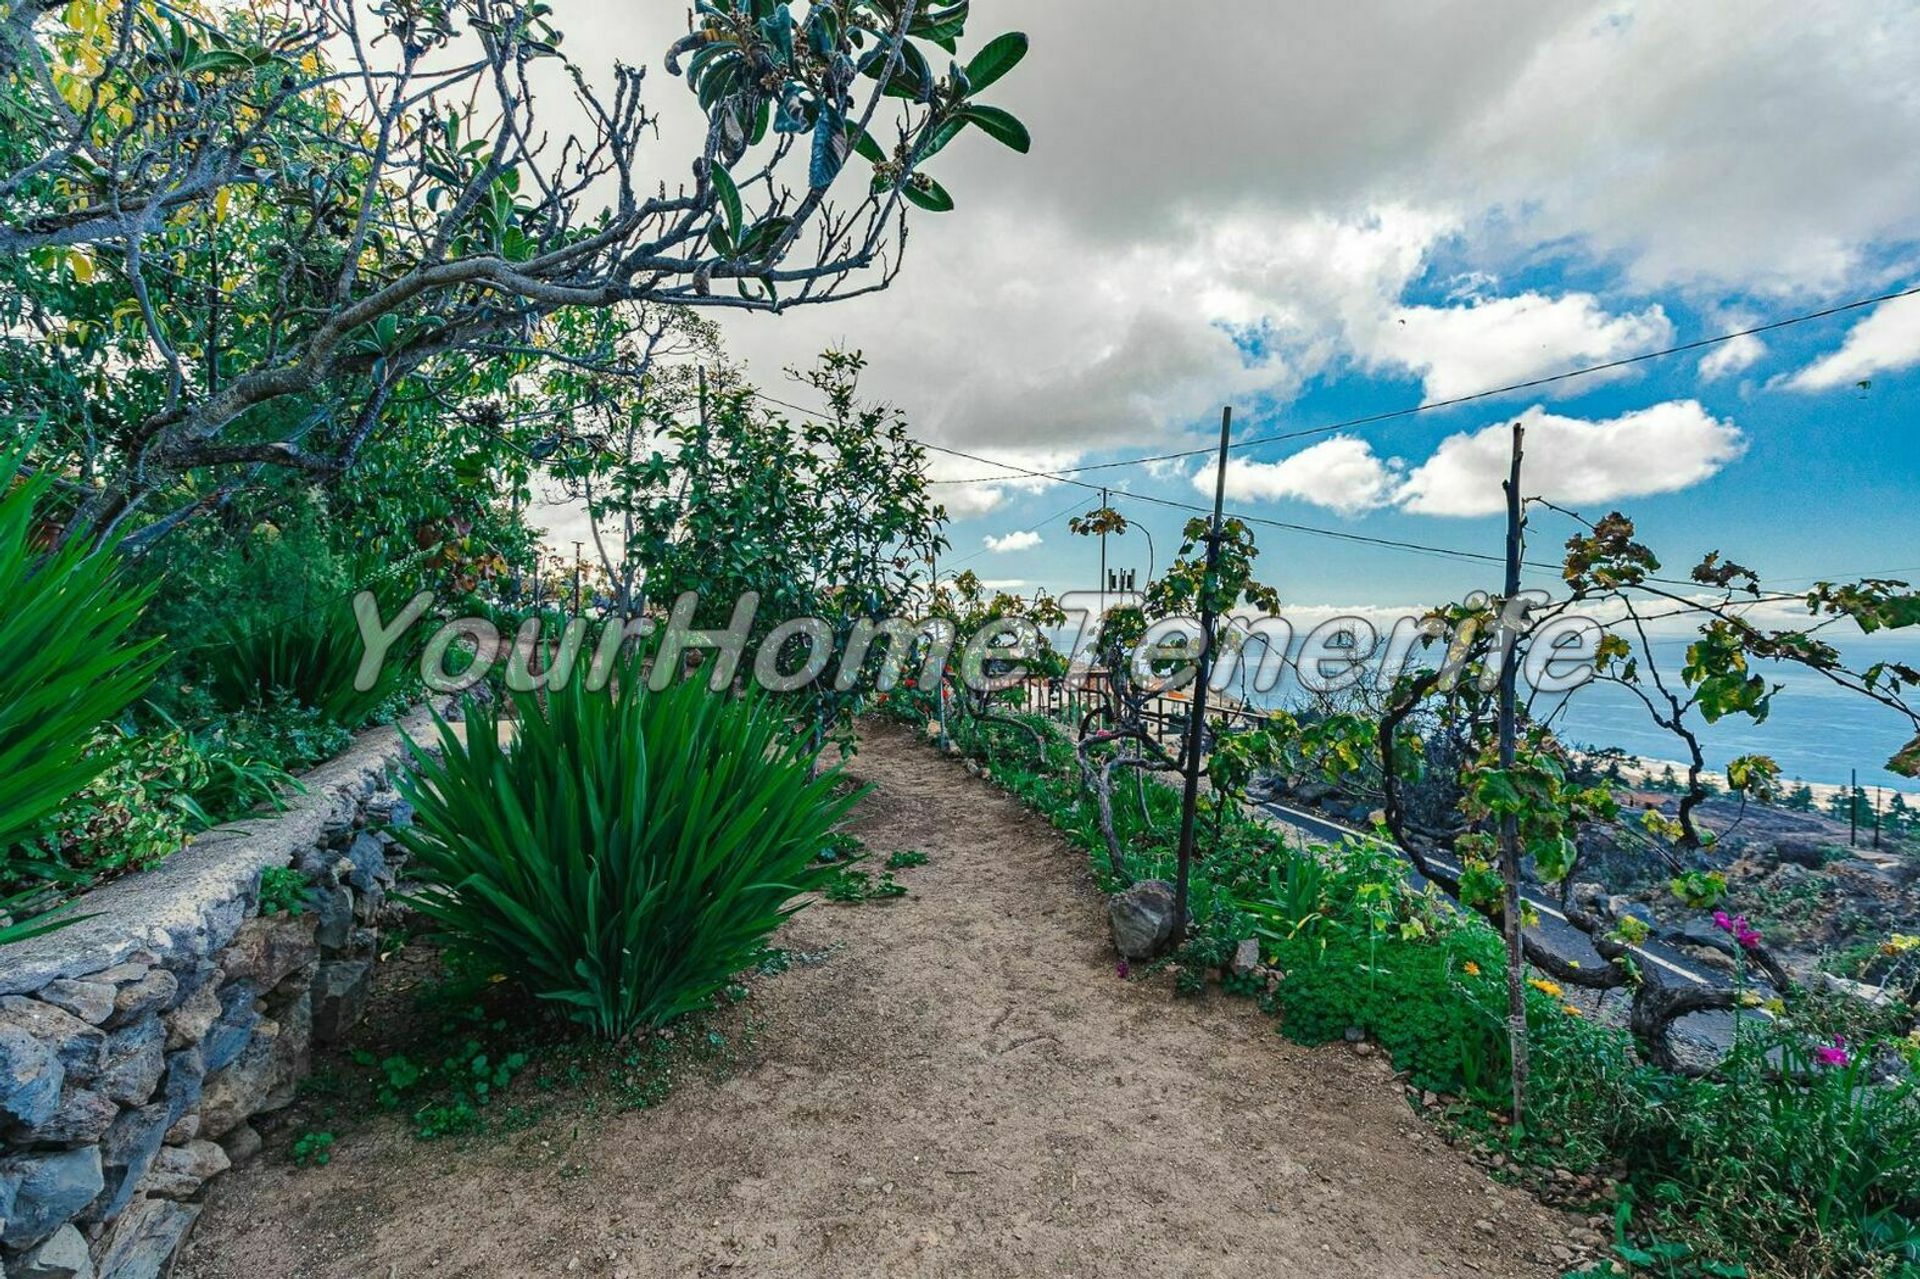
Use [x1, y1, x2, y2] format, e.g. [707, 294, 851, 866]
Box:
[0, 451, 163, 940]
[395, 666, 858, 1038]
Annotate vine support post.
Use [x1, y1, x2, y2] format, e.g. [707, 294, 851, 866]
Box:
[1172, 407, 1233, 948]
[1498, 421, 1530, 1128]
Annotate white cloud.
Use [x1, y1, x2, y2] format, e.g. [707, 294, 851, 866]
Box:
[1363, 292, 1672, 402]
[1206, 436, 1402, 516]
[1786, 293, 1920, 390]
[1398, 401, 1746, 517]
[1697, 332, 1766, 381]
[983, 529, 1043, 553]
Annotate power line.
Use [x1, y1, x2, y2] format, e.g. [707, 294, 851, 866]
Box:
[925, 281, 1920, 486]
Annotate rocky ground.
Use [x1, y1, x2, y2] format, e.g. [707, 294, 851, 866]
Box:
[174, 721, 1591, 1278]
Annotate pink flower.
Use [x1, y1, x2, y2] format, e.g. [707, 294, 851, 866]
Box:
[1713, 910, 1762, 950]
[1815, 1035, 1851, 1068]
[1115, 961, 1130, 979]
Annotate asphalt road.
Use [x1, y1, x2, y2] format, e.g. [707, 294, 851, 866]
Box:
[1256, 798, 1751, 1056]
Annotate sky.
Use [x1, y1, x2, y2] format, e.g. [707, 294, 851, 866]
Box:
[537, 0, 1920, 617]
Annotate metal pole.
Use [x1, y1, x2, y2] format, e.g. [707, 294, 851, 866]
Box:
[1172, 408, 1233, 948]
[1497, 422, 1530, 1127]
[1851, 768, 1860, 847]
[573, 541, 585, 616]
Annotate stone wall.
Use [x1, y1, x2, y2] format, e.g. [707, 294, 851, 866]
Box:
[0, 706, 437, 1278]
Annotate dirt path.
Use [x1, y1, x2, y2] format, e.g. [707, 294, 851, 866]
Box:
[178, 722, 1573, 1278]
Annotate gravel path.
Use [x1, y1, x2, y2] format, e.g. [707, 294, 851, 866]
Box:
[178, 720, 1572, 1278]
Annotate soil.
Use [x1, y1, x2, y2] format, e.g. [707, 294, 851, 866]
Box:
[176, 720, 1577, 1278]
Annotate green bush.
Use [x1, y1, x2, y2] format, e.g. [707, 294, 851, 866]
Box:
[0, 452, 163, 938]
[206, 592, 415, 730]
[396, 669, 856, 1039]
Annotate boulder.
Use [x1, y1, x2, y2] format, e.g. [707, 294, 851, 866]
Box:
[11, 1087, 116, 1146]
[11, 1221, 94, 1278]
[93, 1195, 199, 1279]
[218, 916, 318, 990]
[313, 885, 354, 950]
[108, 970, 177, 1027]
[94, 1104, 168, 1223]
[138, 1140, 229, 1202]
[1229, 938, 1261, 978]
[343, 833, 391, 893]
[161, 981, 220, 1052]
[0, 1026, 63, 1130]
[199, 983, 260, 1073]
[37, 981, 115, 1028]
[310, 961, 371, 1045]
[1109, 880, 1180, 960]
[97, 1019, 165, 1107]
[159, 1048, 205, 1131]
[0, 1147, 104, 1249]
[0, 999, 106, 1084]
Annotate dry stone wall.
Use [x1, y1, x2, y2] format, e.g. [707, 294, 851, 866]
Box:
[0, 707, 438, 1278]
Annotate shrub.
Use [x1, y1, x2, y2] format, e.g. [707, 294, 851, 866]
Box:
[0, 451, 163, 939]
[205, 594, 415, 730]
[396, 669, 856, 1039]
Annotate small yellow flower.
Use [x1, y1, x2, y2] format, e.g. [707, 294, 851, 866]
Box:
[1561, 1003, 1583, 1018]
[1528, 977, 1564, 999]
[1882, 934, 1919, 956]
[1462, 961, 1481, 977]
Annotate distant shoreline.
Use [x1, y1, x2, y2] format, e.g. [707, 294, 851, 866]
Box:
[1598, 752, 1920, 813]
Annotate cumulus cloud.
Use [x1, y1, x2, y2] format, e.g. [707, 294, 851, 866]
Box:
[1786, 293, 1920, 390]
[1206, 436, 1402, 515]
[1698, 332, 1766, 381]
[983, 529, 1043, 553]
[1397, 401, 1746, 516]
[1362, 292, 1672, 402]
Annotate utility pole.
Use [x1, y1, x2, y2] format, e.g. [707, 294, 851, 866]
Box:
[1497, 422, 1530, 1128]
[1851, 768, 1860, 847]
[1172, 407, 1233, 948]
[1875, 785, 1884, 850]
[1099, 484, 1110, 619]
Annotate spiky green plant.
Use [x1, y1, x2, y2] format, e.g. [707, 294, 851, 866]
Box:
[206, 592, 413, 729]
[395, 668, 857, 1038]
[0, 451, 163, 941]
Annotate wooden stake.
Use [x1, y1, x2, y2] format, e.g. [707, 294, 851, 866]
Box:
[1172, 407, 1233, 947]
[1498, 422, 1530, 1128]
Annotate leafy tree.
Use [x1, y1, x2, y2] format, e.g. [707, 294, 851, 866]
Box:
[2, 0, 1032, 544]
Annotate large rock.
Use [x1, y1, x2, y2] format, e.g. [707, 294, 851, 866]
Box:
[37, 981, 115, 1027]
[312, 885, 354, 950]
[1109, 880, 1180, 960]
[218, 915, 318, 989]
[310, 960, 371, 1045]
[97, 1019, 165, 1107]
[0, 999, 106, 1083]
[12, 1221, 94, 1278]
[199, 983, 260, 1073]
[0, 1026, 63, 1129]
[197, 1026, 278, 1140]
[11, 1087, 116, 1146]
[343, 832, 391, 893]
[93, 1195, 200, 1279]
[161, 980, 220, 1052]
[108, 969, 177, 1027]
[138, 1140, 229, 1202]
[159, 1048, 205, 1130]
[94, 1103, 169, 1223]
[0, 1147, 104, 1249]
